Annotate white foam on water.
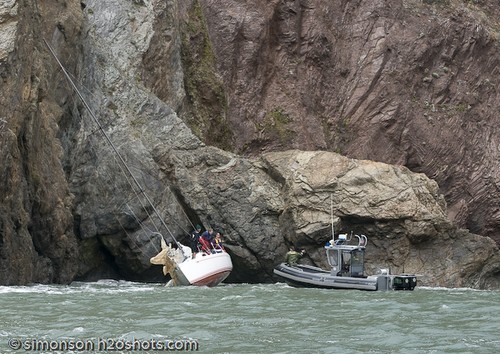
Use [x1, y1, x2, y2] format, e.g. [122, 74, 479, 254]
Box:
[0, 280, 160, 297]
[220, 295, 247, 300]
[419, 286, 482, 292]
[0, 284, 72, 295]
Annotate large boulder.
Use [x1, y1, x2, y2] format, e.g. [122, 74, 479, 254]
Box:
[158, 148, 499, 288]
[257, 150, 499, 288]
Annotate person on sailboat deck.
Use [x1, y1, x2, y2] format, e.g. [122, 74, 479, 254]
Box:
[200, 227, 215, 253]
[285, 246, 305, 266]
[214, 232, 224, 250]
[189, 224, 203, 254]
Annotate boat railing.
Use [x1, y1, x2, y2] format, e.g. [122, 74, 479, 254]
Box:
[213, 244, 225, 253]
[198, 243, 226, 254]
[326, 233, 368, 249]
[355, 234, 368, 248]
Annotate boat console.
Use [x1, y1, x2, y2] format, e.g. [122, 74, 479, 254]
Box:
[325, 233, 368, 278]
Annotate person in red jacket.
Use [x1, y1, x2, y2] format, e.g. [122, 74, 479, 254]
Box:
[199, 227, 215, 253]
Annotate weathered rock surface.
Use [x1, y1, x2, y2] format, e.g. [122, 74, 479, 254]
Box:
[196, 0, 500, 243]
[0, 0, 81, 284]
[0, 0, 498, 289]
[253, 150, 499, 288]
[152, 146, 499, 288]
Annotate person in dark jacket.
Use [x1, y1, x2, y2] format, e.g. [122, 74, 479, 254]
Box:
[189, 224, 203, 253]
[285, 246, 305, 265]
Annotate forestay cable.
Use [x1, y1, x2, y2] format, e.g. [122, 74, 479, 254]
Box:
[44, 38, 181, 248]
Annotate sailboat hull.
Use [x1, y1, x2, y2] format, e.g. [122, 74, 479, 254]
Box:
[177, 252, 233, 287]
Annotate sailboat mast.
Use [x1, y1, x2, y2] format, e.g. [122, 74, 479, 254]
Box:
[44, 39, 181, 248]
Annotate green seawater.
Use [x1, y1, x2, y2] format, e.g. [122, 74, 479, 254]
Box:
[1, 281, 499, 353]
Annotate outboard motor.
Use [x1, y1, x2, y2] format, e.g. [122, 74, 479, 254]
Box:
[392, 275, 417, 290]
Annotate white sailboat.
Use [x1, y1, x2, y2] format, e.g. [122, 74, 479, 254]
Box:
[45, 40, 233, 287]
[150, 239, 233, 287]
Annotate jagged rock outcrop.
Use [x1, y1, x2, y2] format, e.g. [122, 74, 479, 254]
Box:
[0, 0, 498, 288]
[155, 147, 499, 288]
[195, 0, 500, 243]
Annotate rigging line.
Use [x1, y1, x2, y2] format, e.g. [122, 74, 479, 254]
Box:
[117, 153, 196, 238]
[57, 52, 186, 246]
[122, 203, 162, 254]
[61, 52, 192, 242]
[124, 203, 164, 251]
[44, 38, 181, 249]
[119, 192, 161, 234]
[66, 76, 164, 240]
[145, 186, 195, 237]
[125, 204, 154, 233]
[64, 67, 101, 103]
[68, 95, 163, 255]
[82, 114, 165, 238]
[68, 64, 197, 239]
[92, 144, 164, 254]
[47, 40, 197, 242]
[104, 149, 163, 236]
[172, 187, 198, 234]
[99, 162, 164, 255]
[47, 44, 198, 240]
[63, 70, 118, 135]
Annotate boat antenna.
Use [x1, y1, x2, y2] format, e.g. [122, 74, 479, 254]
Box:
[44, 39, 181, 248]
[330, 193, 335, 239]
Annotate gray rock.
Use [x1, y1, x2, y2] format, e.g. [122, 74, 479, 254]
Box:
[0, 0, 498, 289]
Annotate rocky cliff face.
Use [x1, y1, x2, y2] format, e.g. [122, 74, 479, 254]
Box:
[0, 0, 81, 284]
[196, 0, 500, 244]
[0, 0, 498, 288]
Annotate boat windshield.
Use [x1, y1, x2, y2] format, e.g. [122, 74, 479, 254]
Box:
[326, 248, 365, 277]
[326, 249, 338, 267]
[350, 249, 365, 277]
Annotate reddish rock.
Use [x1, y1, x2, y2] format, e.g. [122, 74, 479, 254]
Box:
[194, 0, 500, 243]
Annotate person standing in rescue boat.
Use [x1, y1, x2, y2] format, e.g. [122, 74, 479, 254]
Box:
[285, 246, 305, 265]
